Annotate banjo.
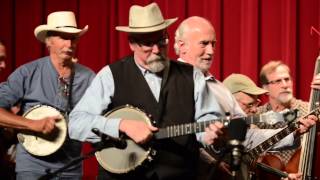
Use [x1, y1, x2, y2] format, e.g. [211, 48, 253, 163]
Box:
[17, 105, 67, 156]
[95, 105, 296, 174]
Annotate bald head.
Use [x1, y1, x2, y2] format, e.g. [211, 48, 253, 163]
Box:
[175, 16, 216, 74]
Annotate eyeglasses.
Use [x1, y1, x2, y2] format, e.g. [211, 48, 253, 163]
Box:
[239, 99, 261, 109]
[136, 38, 169, 48]
[267, 77, 291, 85]
[130, 32, 169, 49]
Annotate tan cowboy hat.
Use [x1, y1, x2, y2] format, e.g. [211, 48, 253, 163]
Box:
[116, 2, 177, 33]
[34, 11, 88, 42]
[223, 74, 268, 95]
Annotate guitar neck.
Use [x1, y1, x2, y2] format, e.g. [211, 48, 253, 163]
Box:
[247, 107, 320, 161]
[247, 123, 298, 160]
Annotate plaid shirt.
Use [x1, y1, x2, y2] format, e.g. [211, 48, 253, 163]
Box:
[256, 98, 309, 165]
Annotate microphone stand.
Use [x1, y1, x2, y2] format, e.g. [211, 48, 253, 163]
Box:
[38, 141, 107, 180]
[230, 141, 245, 180]
[207, 118, 247, 180]
[206, 145, 229, 180]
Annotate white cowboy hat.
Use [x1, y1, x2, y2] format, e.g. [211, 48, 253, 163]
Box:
[34, 11, 88, 42]
[116, 2, 177, 33]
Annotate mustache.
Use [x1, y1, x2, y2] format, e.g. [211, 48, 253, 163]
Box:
[62, 48, 74, 54]
[280, 90, 292, 94]
[202, 56, 213, 61]
[146, 54, 166, 64]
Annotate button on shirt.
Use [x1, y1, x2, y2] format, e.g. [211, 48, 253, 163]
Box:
[141, 69, 162, 102]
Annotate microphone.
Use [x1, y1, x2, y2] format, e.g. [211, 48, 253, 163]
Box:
[91, 128, 127, 149]
[227, 118, 247, 174]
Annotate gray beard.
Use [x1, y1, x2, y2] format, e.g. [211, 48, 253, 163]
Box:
[278, 93, 293, 104]
[146, 55, 168, 73]
[148, 60, 167, 73]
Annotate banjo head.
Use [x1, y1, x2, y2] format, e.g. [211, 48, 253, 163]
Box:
[17, 105, 67, 156]
[95, 105, 152, 174]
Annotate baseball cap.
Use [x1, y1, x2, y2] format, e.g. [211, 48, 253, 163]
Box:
[223, 74, 268, 95]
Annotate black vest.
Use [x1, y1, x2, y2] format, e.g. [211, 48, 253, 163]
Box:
[108, 56, 199, 179]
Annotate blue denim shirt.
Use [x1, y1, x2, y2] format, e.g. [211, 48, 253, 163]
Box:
[0, 56, 95, 174]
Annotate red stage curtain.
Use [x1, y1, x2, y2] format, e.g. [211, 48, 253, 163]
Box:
[0, 0, 319, 179]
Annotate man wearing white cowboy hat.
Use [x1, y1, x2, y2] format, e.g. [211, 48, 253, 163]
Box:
[69, 2, 224, 180]
[0, 11, 95, 179]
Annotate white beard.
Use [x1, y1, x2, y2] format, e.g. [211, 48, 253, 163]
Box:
[278, 93, 293, 104]
[146, 54, 168, 73]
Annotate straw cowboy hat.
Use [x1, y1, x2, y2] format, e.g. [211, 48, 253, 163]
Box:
[116, 2, 177, 33]
[34, 11, 88, 42]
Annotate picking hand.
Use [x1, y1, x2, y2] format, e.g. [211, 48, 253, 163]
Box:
[119, 119, 158, 144]
[29, 115, 60, 134]
[282, 172, 302, 180]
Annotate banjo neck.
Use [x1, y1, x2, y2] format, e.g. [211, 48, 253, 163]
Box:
[154, 110, 296, 139]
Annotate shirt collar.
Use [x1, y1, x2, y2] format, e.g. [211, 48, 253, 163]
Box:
[177, 58, 185, 63]
[178, 58, 216, 82]
[134, 59, 150, 76]
[205, 74, 216, 82]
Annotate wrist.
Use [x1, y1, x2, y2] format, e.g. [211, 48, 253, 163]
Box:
[119, 119, 127, 133]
